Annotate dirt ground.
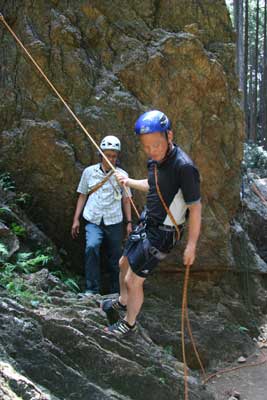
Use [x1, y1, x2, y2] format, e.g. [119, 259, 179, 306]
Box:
[206, 348, 267, 400]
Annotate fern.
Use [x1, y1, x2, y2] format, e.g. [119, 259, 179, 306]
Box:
[64, 278, 80, 293]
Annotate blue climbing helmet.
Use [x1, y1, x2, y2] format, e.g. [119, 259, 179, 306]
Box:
[134, 110, 171, 135]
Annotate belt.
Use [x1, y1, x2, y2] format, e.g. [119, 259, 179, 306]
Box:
[158, 224, 177, 232]
[148, 221, 184, 233]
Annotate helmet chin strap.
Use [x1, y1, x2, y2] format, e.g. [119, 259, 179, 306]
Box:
[157, 132, 173, 164]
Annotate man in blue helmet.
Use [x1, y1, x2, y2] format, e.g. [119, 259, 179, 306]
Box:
[102, 111, 201, 336]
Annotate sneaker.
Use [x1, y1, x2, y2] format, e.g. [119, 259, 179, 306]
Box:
[104, 319, 137, 337]
[101, 298, 127, 324]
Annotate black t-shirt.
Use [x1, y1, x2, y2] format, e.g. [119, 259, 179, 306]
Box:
[146, 144, 201, 227]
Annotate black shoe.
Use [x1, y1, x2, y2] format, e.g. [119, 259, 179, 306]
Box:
[101, 298, 127, 324]
[104, 319, 137, 337]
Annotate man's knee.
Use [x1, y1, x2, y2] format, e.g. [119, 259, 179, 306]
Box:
[125, 271, 144, 290]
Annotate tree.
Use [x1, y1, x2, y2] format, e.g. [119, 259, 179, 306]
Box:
[250, 0, 260, 142]
[262, 0, 267, 148]
[234, 0, 244, 94]
[244, 0, 249, 137]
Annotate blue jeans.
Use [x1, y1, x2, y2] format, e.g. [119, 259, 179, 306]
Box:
[85, 221, 123, 294]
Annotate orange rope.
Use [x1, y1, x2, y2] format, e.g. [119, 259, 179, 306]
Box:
[154, 164, 180, 241]
[185, 295, 207, 380]
[181, 264, 190, 400]
[154, 164, 206, 398]
[203, 354, 267, 384]
[0, 13, 140, 219]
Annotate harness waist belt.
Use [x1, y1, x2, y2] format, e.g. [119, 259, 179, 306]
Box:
[158, 224, 184, 232]
[146, 217, 184, 232]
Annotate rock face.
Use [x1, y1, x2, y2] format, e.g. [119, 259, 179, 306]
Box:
[0, 186, 60, 265]
[0, 0, 243, 271]
[0, 185, 263, 400]
[0, 266, 261, 400]
[239, 176, 267, 263]
[0, 286, 214, 400]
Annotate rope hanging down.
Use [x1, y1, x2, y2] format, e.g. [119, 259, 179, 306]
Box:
[0, 13, 140, 219]
[154, 164, 207, 398]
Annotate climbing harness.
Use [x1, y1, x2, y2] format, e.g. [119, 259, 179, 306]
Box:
[0, 13, 139, 219]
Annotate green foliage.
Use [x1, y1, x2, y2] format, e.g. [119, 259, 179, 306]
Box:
[164, 345, 174, 356]
[15, 251, 53, 273]
[0, 172, 15, 192]
[0, 250, 53, 279]
[10, 223, 27, 238]
[0, 206, 12, 215]
[15, 192, 31, 207]
[3, 275, 44, 304]
[64, 278, 80, 292]
[51, 269, 80, 293]
[0, 245, 80, 304]
[243, 142, 267, 172]
[0, 248, 54, 301]
[0, 172, 31, 209]
[239, 325, 249, 333]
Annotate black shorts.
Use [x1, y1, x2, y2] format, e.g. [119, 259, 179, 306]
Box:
[123, 225, 182, 278]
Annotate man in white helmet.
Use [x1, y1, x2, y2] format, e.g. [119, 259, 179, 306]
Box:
[71, 135, 132, 296]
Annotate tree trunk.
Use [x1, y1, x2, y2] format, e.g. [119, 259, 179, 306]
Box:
[249, 46, 254, 141]
[263, 0, 267, 149]
[244, 0, 249, 138]
[251, 0, 260, 143]
[234, 0, 244, 96]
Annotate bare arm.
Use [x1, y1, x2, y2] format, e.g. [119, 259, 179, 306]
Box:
[115, 172, 149, 192]
[183, 201, 202, 266]
[122, 196, 132, 235]
[127, 178, 149, 192]
[71, 193, 87, 239]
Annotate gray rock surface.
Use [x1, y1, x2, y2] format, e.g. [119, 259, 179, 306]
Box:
[0, 286, 214, 400]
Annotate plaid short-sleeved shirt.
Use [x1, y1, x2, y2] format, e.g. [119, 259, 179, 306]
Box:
[77, 163, 131, 226]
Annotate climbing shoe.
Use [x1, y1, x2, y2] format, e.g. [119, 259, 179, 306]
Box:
[104, 319, 137, 337]
[101, 298, 127, 324]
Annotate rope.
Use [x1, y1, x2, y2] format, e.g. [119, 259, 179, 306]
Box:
[185, 296, 207, 380]
[181, 264, 190, 400]
[154, 164, 180, 241]
[0, 13, 140, 219]
[203, 354, 267, 384]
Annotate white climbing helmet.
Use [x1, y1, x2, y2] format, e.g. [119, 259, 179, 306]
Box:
[100, 135, 121, 152]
